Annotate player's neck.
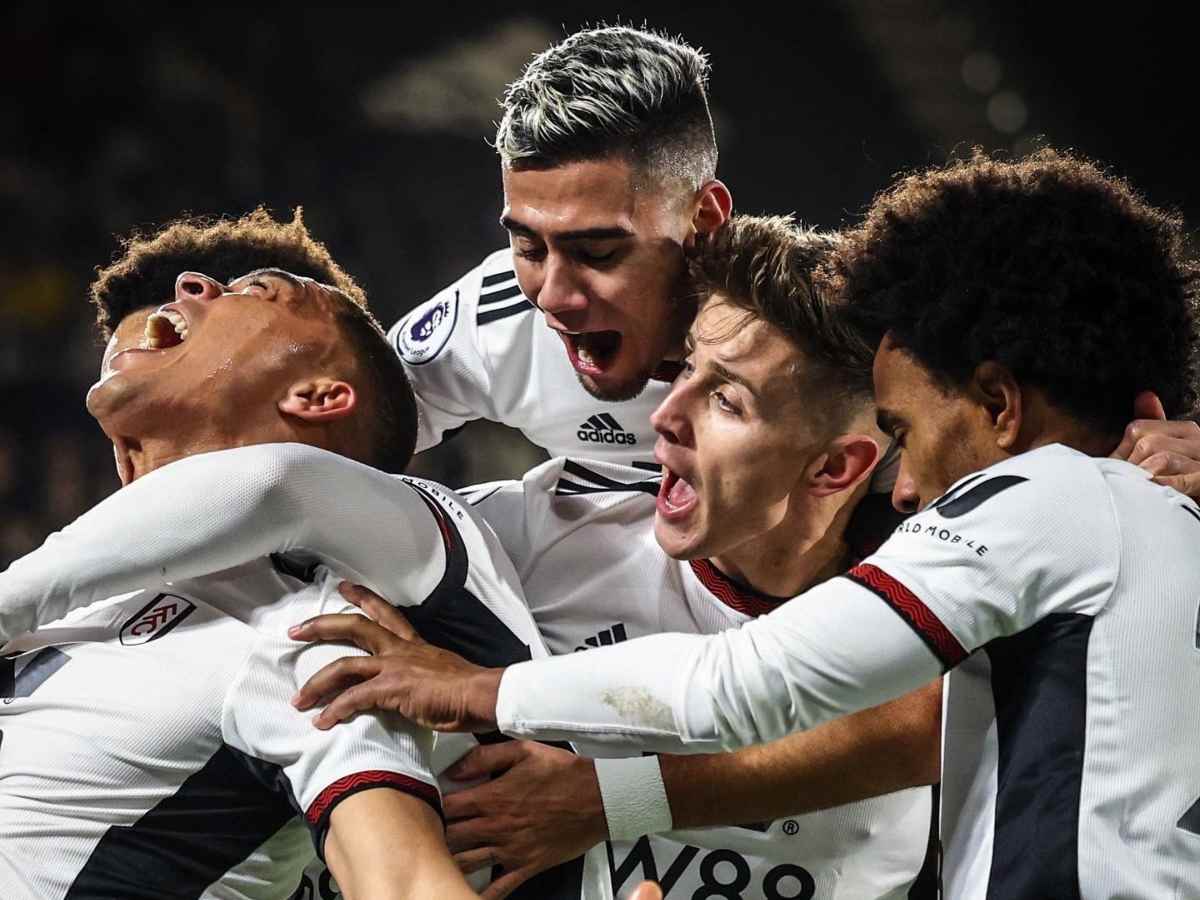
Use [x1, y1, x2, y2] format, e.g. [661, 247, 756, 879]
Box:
[1007, 391, 1120, 460]
[710, 490, 857, 599]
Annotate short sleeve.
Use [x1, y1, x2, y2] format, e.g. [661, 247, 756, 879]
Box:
[389, 252, 510, 452]
[222, 579, 439, 857]
[848, 446, 1120, 664]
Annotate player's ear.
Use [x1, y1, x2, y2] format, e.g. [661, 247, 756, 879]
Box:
[969, 361, 1021, 450]
[689, 179, 732, 243]
[278, 378, 358, 423]
[809, 434, 881, 497]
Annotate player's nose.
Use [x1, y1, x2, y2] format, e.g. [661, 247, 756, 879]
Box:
[650, 383, 694, 447]
[891, 467, 921, 515]
[535, 257, 589, 319]
[175, 272, 226, 303]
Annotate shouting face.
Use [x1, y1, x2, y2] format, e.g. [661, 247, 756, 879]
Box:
[502, 157, 723, 401]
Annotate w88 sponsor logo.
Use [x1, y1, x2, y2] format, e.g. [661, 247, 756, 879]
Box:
[609, 836, 815, 900]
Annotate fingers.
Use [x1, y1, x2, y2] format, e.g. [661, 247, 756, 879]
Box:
[288, 613, 396, 655]
[1154, 471, 1200, 500]
[630, 881, 664, 900]
[1113, 418, 1200, 462]
[1131, 390, 1167, 423]
[451, 846, 496, 875]
[292, 656, 381, 711]
[1139, 449, 1198, 477]
[446, 818, 493, 854]
[445, 741, 526, 782]
[1129, 435, 1200, 470]
[313, 679, 397, 729]
[338, 582, 421, 641]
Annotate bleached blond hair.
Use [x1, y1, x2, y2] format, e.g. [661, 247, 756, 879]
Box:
[495, 26, 718, 191]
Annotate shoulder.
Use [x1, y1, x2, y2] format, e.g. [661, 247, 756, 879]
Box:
[391, 248, 537, 368]
[468, 457, 659, 561]
[928, 444, 1111, 522]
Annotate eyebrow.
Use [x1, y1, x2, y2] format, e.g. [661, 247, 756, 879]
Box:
[499, 216, 633, 242]
[716, 360, 766, 399]
[236, 267, 305, 288]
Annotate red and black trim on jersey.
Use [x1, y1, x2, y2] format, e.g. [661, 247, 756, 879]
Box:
[844, 563, 968, 669]
[688, 558, 791, 619]
[477, 270, 536, 326]
[306, 770, 442, 860]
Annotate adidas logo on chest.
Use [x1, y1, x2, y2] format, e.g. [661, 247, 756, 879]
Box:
[575, 623, 629, 652]
[577, 414, 637, 446]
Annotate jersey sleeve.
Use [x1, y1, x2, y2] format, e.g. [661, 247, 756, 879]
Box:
[389, 251, 517, 453]
[495, 448, 1121, 753]
[0, 442, 446, 642]
[222, 578, 439, 857]
[848, 446, 1120, 658]
[496, 577, 942, 753]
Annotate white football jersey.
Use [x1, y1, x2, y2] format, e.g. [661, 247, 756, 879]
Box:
[0, 443, 605, 900]
[0, 565, 434, 900]
[496, 445, 1200, 899]
[390, 248, 667, 463]
[467, 457, 931, 900]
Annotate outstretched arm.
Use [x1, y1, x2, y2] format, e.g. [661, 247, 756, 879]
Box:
[0, 442, 443, 642]
[291, 576, 942, 755]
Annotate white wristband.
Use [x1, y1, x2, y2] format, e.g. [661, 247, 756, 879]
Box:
[593, 756, 673, 840]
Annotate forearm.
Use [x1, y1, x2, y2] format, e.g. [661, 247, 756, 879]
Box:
[0, 443, 440, 641]
[326, 789, 476, 900]
[497, 580, 941, 752]
[0, 445, 299, 641]
[661, 679, 942, 829]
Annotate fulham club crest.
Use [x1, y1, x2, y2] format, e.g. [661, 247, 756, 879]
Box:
[119, 593, 196, 646]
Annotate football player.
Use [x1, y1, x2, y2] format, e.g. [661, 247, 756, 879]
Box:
[0, 261, 555, 898]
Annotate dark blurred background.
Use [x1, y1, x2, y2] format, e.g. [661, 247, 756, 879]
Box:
[1, 1, 1194, 566]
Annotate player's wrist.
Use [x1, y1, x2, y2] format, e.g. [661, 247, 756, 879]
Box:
[594, 755, 673, 840]
[464, 666, 504, 731]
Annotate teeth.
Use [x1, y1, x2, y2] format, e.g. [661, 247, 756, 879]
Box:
[577, 344, 595, 366]
[142, 310, 188, 350]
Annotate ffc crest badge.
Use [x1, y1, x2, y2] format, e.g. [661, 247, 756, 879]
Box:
[398, 290, 458, 365]
[119, 593, 196, 645]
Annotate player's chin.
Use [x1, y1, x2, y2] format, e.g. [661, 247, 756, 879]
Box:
[575, 354, 654, 403]
[653, 514, 707, 561]
[576, 368, 651, 403]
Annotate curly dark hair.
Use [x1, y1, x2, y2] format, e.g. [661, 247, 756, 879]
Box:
[90, 207, 366, 339]
[832, 148, 1199, 436]
[687, 215, 875, 431]
[91, 209, 416, 474]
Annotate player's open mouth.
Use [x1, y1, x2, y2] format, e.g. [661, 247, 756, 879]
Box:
[562, 330, 622, 376]
[657, 466, 698, 520]
[142, 305, 191, 350]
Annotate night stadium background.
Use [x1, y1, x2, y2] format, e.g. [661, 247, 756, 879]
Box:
[1, 1, 1194, 568]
